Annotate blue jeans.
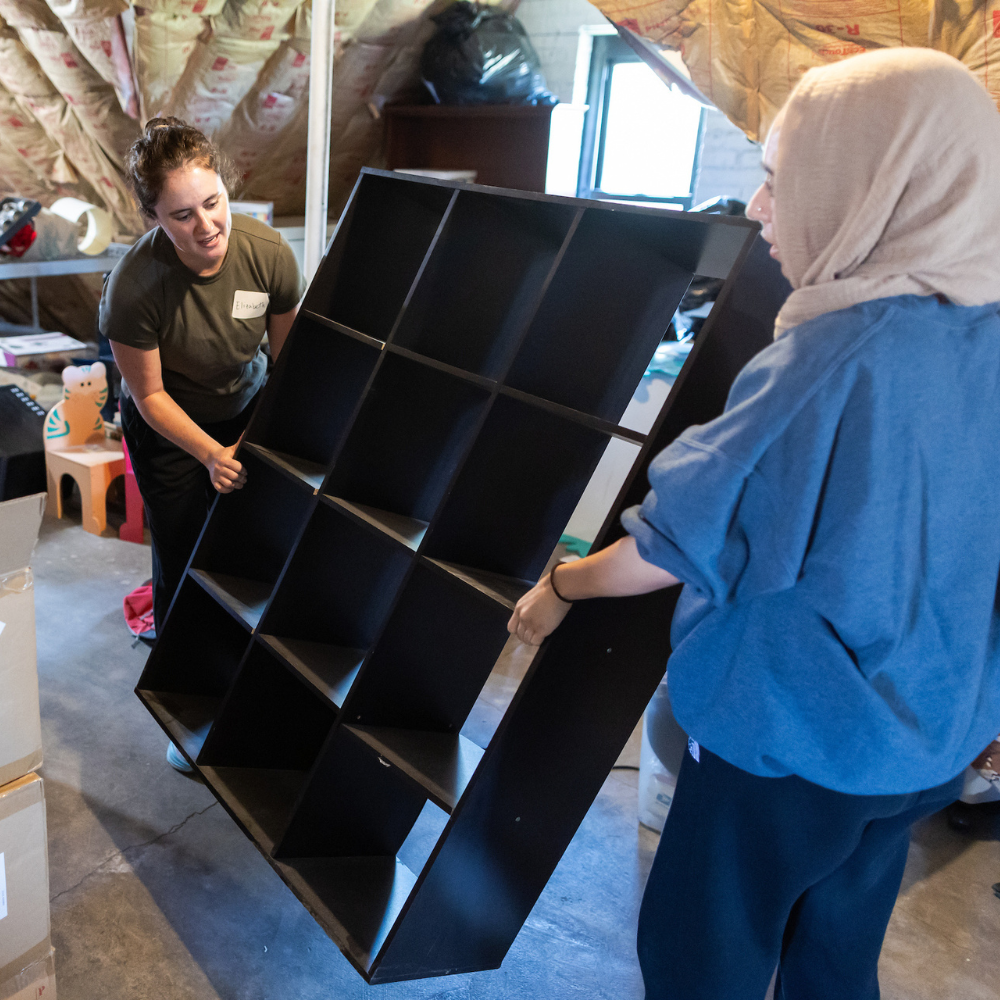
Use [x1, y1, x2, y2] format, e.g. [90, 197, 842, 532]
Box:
[637, 746, 962, 999]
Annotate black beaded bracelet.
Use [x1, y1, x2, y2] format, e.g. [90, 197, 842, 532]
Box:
[549, 564, 574, 604]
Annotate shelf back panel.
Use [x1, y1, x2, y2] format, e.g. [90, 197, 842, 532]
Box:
[305, 174, 454, 339]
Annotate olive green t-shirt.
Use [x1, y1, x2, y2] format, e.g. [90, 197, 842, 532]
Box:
[100, 214, 305, 423]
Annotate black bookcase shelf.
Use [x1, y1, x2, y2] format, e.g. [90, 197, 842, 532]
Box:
[143, 691, 219, 762]
[346, 726, 484, 813]
[257, 634, 364, 710]
[188, 448, 312, 630]
[243, 442, 326, 493]
[423, 559, 530, 611]
[189, 569, 271, 630]
[137, 170, 790, 983]
[262, 500, 412, 650]
[322, 495, 428, 552]
[302, 173, 454, 339]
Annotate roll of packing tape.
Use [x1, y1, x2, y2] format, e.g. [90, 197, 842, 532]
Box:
[49, 197, 113, 256]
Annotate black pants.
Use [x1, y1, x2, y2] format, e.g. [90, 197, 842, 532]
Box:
[120, 394, 257, 632]
[637, 746, 963, 1000]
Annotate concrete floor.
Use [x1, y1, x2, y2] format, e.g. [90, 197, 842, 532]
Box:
[32, 512, 1000, 999]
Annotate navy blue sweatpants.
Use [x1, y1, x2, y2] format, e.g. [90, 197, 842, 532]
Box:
[637, 746, 963, 1000]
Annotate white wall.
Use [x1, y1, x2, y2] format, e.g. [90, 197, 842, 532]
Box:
[692, 109, 765, 206]
[517, 0, 607, 103]
[517, 0, 766, 204]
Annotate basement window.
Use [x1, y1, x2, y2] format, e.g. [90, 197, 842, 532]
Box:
[577, 34, 705, 208]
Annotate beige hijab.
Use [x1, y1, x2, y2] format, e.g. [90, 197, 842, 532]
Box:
[772, 48, 1000, 336]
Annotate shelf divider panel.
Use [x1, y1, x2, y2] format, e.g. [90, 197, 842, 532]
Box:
[323, 495, 428, 552]
[189, 569, 271, 631]
[384, 343, 496, 391]
[346, 727, 484, 814]
[258, 634, 364, 710]
[423, 559, 532, 611]
[497, 385, 647, 446]
[299, 310, 386, 350]
[243, 442, 326, 493]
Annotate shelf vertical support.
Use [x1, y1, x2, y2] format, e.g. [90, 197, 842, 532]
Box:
[304, 0, 337, 282]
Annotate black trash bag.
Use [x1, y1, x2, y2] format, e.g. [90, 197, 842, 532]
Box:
[420, 2, 557, 106]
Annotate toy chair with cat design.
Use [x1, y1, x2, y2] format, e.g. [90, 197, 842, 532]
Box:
[44, 362, 125, 536]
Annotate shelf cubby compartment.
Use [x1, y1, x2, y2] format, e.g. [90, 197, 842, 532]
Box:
[197, 643, 337, 850]
[422, 393, 611, 583]
[504, 208, 699, 422]
[302, 173, 455, 339]
[136, 577, 253, 758]
[199, 766, 310, 856]
[276, 726, 428, 859]
[390, 191, 576, 378]
[324, 352, 490, 538]
[190, 448, 313, 629]
[246, 315, 382, 470]
[347, 727, 483, 813]
[261, 499, 412, 653]
[344, 561, 514, 733]
[277, 855, 417, 978]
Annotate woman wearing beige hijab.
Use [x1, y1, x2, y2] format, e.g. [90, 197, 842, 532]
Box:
[509, 48, 1000, 998]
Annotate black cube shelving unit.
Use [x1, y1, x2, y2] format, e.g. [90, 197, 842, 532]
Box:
[137, 170, 789, 983]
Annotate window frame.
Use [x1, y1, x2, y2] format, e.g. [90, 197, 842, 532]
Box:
[576, 34, 706, 208]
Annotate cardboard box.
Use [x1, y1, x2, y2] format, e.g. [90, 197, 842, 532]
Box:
[0, 948, 55, 1000]
[0, 494, 45, 788]
[0, 774, 54, 1000]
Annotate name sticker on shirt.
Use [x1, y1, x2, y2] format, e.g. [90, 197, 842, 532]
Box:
[232, 290, 270, 319]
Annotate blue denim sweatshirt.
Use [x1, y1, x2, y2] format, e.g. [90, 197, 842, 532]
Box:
[623, 295, 1000, 795]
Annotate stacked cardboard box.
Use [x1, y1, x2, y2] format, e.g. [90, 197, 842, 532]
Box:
[0, 494, 56, 1000]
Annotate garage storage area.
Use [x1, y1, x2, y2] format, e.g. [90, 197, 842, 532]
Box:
[2, 2, 1000, 999]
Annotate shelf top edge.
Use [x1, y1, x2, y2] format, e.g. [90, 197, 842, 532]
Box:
[358, 168, 762, 232]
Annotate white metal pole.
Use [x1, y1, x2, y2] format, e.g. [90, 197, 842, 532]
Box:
[304, 0, 336, 282]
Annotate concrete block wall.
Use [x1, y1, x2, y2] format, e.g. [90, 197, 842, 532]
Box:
[516, 0, 766, 204]
[516, 0, 606, 103]
[692, 109, 765, 206]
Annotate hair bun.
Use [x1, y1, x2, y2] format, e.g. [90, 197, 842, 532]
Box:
[144, 116, 186, 138]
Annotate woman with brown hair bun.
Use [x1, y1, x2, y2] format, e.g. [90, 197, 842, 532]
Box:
[101, 118, 305, 771]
